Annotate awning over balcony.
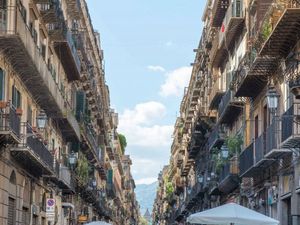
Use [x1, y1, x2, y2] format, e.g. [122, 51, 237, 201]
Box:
[260, 9, 300, 58]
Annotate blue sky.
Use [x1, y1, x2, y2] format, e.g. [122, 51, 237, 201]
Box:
[86, 0, 205, 184]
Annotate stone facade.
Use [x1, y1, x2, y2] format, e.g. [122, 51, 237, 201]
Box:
[153, 1, 300, 225]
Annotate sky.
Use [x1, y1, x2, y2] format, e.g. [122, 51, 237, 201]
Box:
[86, 0, 206, 185]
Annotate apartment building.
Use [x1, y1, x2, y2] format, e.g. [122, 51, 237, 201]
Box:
[153, 0, 300, 225]
[0, 0, 139, 224]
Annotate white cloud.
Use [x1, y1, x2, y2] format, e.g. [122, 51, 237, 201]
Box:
[135, 177, 158, 185]
[159, 66, 192, 97]
[131, 158, 162, 184]
[147, 65, 165, 72]
[119, 101, 173, 147]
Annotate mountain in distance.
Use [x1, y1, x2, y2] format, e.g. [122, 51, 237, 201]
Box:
[135, 181, 158, 216]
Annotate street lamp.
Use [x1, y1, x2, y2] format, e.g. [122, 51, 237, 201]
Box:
[221, 145, 229, 158]
[92, 178, 97, 188]
[68, 152, 77, 169]
[198, 175, 204, 183]
[36, 110, 47, 129]
[266, 86, 280, 112]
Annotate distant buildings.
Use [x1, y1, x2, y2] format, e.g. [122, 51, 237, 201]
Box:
[0, 0, 139, 224]
[153, 1, 300, 225]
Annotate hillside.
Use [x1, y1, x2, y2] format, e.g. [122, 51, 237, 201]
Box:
[135, 182, 158, 216]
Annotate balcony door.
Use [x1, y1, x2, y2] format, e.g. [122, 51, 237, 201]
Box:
[0, 0, 7, 31]
[263, 105, 269, 153]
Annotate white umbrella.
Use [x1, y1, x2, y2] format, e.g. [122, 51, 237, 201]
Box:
[187, 202, 279, 225]
[85, 222, 112, 225]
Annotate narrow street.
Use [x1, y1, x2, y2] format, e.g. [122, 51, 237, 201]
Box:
[0, 0, 300, 225]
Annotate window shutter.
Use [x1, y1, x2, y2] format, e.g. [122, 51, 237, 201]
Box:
[107, 169, 113, 184]
[0, 69, 4, 100]
[8, 197, 15, 225]
[76, 91, 85, 121]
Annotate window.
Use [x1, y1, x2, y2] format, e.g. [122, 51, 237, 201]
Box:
[27, 105, 32, 125]
[8, 197, 16, 225]
[9, 171, 16, 185]
[0, 0, 7, 9]
[255, 115, 259, 139]
[22, 207, 30, 225]
[0, 4, 7, 30]
[41, 43, 46, 60]
[0, 69, 5, 100]
[12, 85, 21, 108]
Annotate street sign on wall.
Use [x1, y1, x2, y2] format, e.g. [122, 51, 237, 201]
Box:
[46, 198, 55, 219]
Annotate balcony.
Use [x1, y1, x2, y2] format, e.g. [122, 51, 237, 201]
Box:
[239, 143, 255, 177]
[35, 0, 63, 24]
[218, 90, 244, 124]
[49, 162, 75, 193]
[81, 121, 105, 177]
[264, 119, 291, 159]
[218, 0, 244, 51]
[106, 143, 115, 161]
[211, 0, 229, 27]
[11, 123, 54, 177]
[66, 0, 81, 19]
[107, 183, 116, 198]
[208, 125, 226, 151]
[218, 158, 239, 194]
[188, 121, 207, 159]
[209, 77, 225, 110]
[175, 152, 184, 168]
[185, 182, 204, 210]
[259, 1, 300, 58]
[232, 51, 278, 98]
[181, 157, 194, 177]
[0, 7, 66, 118]
[281, 103, 300, 149]
[0, 7, 80, 138]
[239, 127, 277, 178]
[188, 132, 205, 159]
[0, 103, 21, 145]
[49, 24, 81, 81]
[55, 110, 80, 141]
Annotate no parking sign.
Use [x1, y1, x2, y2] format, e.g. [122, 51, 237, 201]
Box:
[46, 198, 55, 216]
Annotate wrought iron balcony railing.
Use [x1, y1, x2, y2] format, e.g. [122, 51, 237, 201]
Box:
[239, 143, 254, 177]
[11, 123, 54, 176]
[0, 103, 21, 143]
[281, 103, 300, 148]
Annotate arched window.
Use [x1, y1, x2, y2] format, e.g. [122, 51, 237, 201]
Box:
[9, 171, 16, 185]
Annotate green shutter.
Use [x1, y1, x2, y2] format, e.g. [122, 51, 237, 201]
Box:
[16, 90, 21, 108]
[107, 169, 113, 184]
[76, 91, 85, 121]
[12, 85, 16, 107]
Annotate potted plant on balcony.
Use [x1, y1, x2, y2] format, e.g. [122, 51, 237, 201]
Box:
[75, 152, 90, 185]
[0, 100, 7, 109]
[225, 135, 243, 157]
[16, 108, 23, 116]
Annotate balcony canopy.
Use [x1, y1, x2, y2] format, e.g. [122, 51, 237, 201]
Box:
[187, 202, 279, 225]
